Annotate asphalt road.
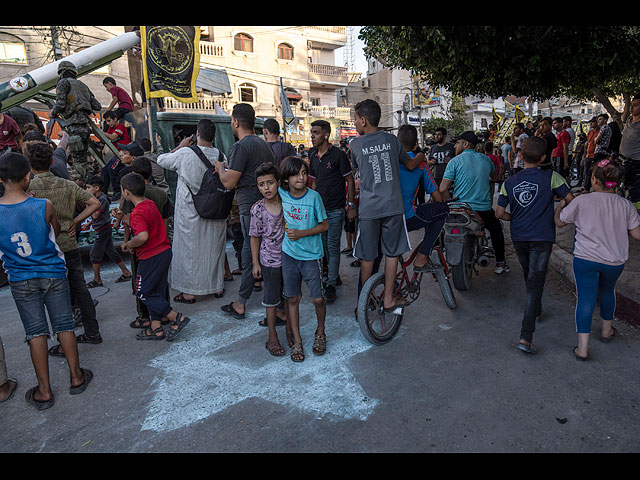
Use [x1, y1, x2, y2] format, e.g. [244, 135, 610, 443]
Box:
[1, 232, 639, 453]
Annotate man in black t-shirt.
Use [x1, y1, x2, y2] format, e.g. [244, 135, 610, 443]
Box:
[537, 117, 556, 171]
[215, 104, 276, 318]
[429, 127, 456, 184]
[308, 120, 356, 303]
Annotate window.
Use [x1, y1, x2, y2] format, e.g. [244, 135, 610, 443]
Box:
[234, 33, 253, 52]
[277, 43, 293, 61]
[238, 82, 257, 103]
[0, 41, 27, 64]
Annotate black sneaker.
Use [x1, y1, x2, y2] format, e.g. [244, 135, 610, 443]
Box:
[324, 284, 337, 303]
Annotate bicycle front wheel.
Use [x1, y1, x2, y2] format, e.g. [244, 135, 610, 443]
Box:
[357, 272, 403, 345]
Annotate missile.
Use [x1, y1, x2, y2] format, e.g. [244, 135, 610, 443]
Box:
[0, 30, 140, 108]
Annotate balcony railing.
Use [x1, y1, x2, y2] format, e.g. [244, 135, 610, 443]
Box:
[164, 97, 229, 113]
[308, 63, 348, 77]
[199, 41, 224, 58]
[308, 26, 346, 36]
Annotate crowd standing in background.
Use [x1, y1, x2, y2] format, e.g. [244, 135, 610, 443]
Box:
[1, 92, 640, 410]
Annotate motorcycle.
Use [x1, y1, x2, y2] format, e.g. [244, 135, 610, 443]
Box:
[443, 201, 494, 291]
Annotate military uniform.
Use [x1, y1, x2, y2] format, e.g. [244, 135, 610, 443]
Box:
[50, 61, 102, 179]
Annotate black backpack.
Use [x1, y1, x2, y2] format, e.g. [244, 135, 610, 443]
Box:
[186, 145, 235, 220]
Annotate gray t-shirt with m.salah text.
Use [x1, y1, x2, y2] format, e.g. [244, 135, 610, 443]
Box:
[350, 130, 410, 220]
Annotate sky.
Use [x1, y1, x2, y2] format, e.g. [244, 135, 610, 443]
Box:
[336, 26, 368, 75]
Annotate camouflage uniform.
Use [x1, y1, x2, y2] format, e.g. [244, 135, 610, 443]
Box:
[50, 61, 102, 180]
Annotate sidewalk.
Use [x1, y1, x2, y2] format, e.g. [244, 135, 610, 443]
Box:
[550, 221, 640, 327]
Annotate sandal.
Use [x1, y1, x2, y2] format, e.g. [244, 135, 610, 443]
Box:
[224, 276, 234, 282]
[258, 316, 287, 328]
[166, 313, 190, 342]
[76, 333, 102, 344]
[174, 293, 196, 304]
[312, 331, 327, 355]
[221, 302, 245, 319]
[600, 326, 617, 343]
[573, 346, 588, 362]
[136, 326, 166, 341]
[48, 344, 65, 358]
[214, 289, 225, 298]
[25, 386, 55, 410]
[290, 343, 305, 362]
[86, 280, 103, 288]
[69, 368, 93, 395]
[286, 330, 295, 348]
[265, 339, 285, 357]
[130, 317, 151, 329]
[232, 268, 243, 276]
[253, 282, 262, 292]
[115, 274, 132, 283]
[0, 378, 18, 403]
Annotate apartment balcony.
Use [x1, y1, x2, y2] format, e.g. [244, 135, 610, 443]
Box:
[305, 26, 347, 50]
[308, 63, 349, 87]
[164, 96, 230, 113]
[199, 41, 224, 60]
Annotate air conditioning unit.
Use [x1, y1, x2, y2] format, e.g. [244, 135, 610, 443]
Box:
[301, 101, 312, 111]
[360, 78, 370, 88]
[339, 88, 347, 97]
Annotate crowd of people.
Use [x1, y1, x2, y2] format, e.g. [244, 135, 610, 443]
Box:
[1, 94, 640, 411]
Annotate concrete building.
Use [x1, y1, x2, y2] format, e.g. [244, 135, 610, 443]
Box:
[0, 26, 132, 123]
[0, 26, 355, 147]
[168, 26, 354, 147]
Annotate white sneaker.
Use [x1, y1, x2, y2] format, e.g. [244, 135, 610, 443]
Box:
[495, 262, 510, 274]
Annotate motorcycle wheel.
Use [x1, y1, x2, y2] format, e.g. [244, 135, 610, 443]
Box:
[451, 239, 473, 291]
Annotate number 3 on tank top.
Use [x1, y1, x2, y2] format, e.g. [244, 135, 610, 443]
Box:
[11, 232, 32, 257]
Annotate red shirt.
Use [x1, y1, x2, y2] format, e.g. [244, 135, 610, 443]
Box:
[129, 199, 171, 260]
[110, 85, 134, 111]
[0, 114, 20, 149]
[553, 130, 570, 158]
[107, 122, 131, 150]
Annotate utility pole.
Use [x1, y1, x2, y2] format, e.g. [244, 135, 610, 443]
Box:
[50, 26, 63, 60]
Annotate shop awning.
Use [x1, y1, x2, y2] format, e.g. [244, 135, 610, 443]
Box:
[196, 67, 231, 95]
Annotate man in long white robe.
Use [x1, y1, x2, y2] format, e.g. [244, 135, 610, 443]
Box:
[157, 120, 227, 301]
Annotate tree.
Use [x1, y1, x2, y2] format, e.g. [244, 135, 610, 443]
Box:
[360, 26, 640, 127]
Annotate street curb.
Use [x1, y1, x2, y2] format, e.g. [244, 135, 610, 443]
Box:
[548, 244, 640, 327]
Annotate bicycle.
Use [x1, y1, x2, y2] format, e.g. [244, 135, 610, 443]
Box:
[357, 226, 456, 345]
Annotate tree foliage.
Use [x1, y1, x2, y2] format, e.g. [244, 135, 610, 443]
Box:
[360, 25, 640, 123]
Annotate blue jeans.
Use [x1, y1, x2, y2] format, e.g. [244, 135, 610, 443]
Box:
[513, 241, 553, 343]
[573, 257, 624, 334]
[10, 277, 76, 342]
[322, 208, 345, 287]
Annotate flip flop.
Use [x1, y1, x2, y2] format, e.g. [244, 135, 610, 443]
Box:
[0, 378, 18, 403]
[115, 274, 132, 283]
[221, 303, 245, 319]
[86, 280, 103, 288]
[600, 327, 617, 343]
[258, 316, 287, 327]
[48, 344, 65, 358]
[69, 368, 93, 395]
[25, 386, 55, 410]
[173, 293, 196, 304]
[573, 346, 588, 362]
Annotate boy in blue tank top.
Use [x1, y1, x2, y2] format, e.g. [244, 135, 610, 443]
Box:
[0, 153, 92, 410]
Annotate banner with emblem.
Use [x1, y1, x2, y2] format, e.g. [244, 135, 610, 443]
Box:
[141, 26, 200, 103]
[515, 105, 526, 123]
[492, 105, 503, 133]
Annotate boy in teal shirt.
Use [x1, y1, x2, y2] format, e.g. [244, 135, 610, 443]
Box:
[278, 156, 328, 362]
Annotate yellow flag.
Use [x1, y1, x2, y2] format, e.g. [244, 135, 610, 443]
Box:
[141, 26, 201, 103]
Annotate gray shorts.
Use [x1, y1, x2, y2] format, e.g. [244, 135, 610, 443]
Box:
[260, 264, 283, 307]
[281, 252, 324, 299]
[354, 214, 411, 261]
[90, 227, 123, 265]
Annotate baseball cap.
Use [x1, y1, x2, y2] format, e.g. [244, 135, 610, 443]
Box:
[118, 142, 144, 156]
[451, 131, 479, 146]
